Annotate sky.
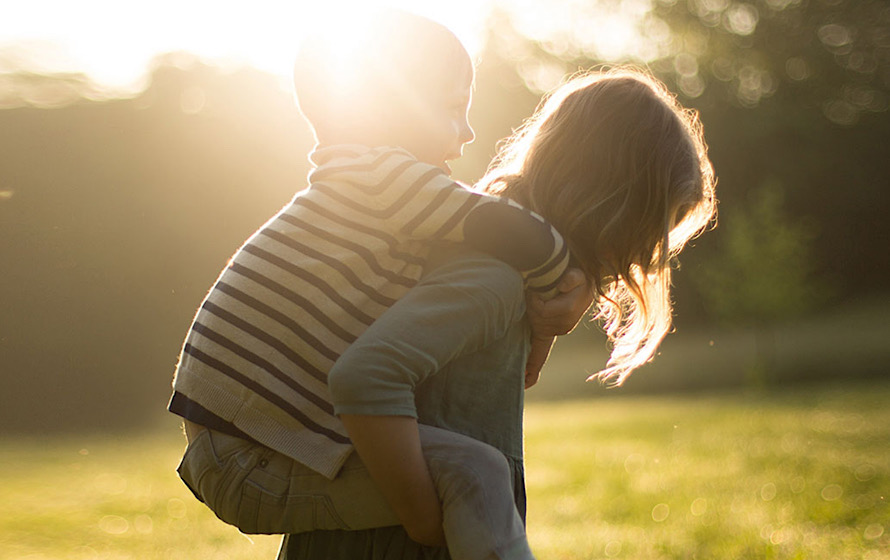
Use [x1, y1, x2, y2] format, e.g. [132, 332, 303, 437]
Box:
[0, 0, 494, 93]
[1, 0, 657, 96]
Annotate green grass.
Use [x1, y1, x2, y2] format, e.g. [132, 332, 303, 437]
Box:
[0, 422, 283, 560]
[525, 382, 890, 559]
[1, 383, 888, 560]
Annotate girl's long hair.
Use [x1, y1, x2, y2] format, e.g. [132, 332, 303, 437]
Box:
[478, 68, 717, 384]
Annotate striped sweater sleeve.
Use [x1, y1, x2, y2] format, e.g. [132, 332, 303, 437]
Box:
[311, 146, 569, 297]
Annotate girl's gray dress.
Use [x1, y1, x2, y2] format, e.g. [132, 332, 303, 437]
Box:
[278, 247, 531, 559]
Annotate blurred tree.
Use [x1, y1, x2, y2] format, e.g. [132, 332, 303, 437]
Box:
[0, 46, 107, 109]
[0, 55, 313, 433]
[0, 70, 99, 109]
[488, 0, 890, 124]
[651, 0, 890, 125]
[692, 184, 825, 384]
[4, 1, 890, 431]
[481, 1, 890, 312]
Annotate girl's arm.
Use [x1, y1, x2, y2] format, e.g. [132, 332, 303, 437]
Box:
[339, 414, 445, 546]
[328, 249, 528, 541]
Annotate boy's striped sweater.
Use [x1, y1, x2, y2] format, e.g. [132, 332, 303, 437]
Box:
[169, 145, 567, 479]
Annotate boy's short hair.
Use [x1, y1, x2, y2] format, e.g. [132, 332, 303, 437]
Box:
[293, 10, 472, 142]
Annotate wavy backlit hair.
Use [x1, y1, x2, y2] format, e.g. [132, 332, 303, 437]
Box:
[479, 68, 717, 384]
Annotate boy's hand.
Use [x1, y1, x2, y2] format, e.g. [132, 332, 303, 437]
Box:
[527, 268, 594, 337]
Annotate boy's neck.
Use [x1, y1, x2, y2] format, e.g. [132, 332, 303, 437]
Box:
[310, 142, 413, 169]
[318, 128, 400, 152]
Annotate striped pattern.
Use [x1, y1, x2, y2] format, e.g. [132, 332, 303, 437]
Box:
[171, 145, 568, 479]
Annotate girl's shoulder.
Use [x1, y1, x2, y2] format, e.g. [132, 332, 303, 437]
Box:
[426, 242, 524, 281]
[420, 244, 527, 316]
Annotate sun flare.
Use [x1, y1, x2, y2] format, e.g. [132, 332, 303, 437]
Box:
[2, 0, 651, 96]
[0, 0, 490, 93]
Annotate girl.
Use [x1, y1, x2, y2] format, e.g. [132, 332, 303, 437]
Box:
[480, 68, 717, 386]
[280, 68, 717, 559]
[172, 10, 586, 560]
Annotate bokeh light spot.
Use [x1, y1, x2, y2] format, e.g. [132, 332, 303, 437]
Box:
[821, 484, 843, 501]
[95, 472, 127, 495]
[761, 482, 777, 501]
[674, 53, 699, 77]
[604, 540, 622, 557]
[133, 513, 154, 534]
[855, 463, 876, 482]
[624, 453, 646, 474]
[854, 494, 876, 510]
[864, 523, 884, 540]
[72, 545, 98, 559]
[180, 86, 206, 115]
[818, 24, 853, 49]
[651, 503, 670, 522]
[724, 3, 759, 36]
[517, 59, 566, 94]
[823, 99, 859, 126]
[785, 57, 810, 81]
[679, 74, 705, 97]
[98, 514, 129, 535]
[697, 0, 730, 15]
[166, 497, 187, 519]
[765, 0, 799, 9]
[770, 526, 792, 545]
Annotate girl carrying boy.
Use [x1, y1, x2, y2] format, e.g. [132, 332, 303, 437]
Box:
[169, 9, 716, 560]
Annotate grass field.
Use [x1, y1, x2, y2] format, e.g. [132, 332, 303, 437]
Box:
[1, 382, 887, 560]
[524, 382, 889, 559]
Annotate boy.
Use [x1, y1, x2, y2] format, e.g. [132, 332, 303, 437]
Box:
[169, 9, 590, 558]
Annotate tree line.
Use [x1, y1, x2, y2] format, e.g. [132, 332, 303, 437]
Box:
[2, 1, 888, 432]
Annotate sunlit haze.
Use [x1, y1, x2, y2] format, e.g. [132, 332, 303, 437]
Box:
[1, 0, 495, 94]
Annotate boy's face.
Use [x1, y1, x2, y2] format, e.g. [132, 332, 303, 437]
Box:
[399, 71, 475, 176]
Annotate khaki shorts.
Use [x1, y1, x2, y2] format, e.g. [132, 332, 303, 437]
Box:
[177, 424, 399, 534]
[176, 422, 534, 560]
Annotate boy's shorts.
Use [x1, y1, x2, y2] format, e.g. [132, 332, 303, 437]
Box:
[176, 422, 532, 560]
[176, 424, 400, 534]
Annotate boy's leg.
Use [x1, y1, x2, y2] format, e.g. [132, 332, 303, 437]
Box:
[418, 424, 535, 560]
[178, 423, 533, 558]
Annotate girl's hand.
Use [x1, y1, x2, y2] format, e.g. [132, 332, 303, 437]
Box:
[524, 335, 555, 389]
[527, 268, 594, 337]
[524, 269, 594, 389]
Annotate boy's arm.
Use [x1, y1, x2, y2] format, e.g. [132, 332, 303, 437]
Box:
[330, 149, 570, 297]
[339, 414, 445, 547]
[460, 199, 569, 298]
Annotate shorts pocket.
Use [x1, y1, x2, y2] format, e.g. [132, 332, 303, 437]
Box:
[177, 428, 263, 530]
[176, 428, 219, 504]
[179, 430, 354, 535]
[237, 483, 351, 534]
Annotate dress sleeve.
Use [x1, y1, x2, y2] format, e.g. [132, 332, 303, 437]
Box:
[311, 147, 568, 297]
[327, 250, 527, 418]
